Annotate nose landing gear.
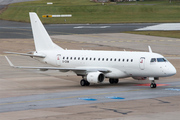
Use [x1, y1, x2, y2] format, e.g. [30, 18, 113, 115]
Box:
[150, 80, 156, 88]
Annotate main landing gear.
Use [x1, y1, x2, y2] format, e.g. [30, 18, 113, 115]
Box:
[80, 79, 90, 86]
[109, 78, 119, 84]
[150, 80, 156, 88]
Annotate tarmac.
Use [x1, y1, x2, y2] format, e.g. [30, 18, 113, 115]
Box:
[0, 1, 180, 119]
[0, 34, 180, 120]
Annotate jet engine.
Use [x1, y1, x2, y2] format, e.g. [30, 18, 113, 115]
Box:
[87, 71, 105, 83]
[132, 77, 147, 80]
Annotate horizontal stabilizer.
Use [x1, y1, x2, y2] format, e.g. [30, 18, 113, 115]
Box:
[4, 52, 46, 58]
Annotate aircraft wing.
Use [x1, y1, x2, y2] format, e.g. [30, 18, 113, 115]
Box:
[5, 56, 111, 73]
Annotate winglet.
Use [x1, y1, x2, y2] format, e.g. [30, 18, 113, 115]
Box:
[148, 46, 152, 53]
[5, 56, 14, 67]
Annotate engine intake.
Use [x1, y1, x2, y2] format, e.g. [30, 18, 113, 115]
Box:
[87, 71, 105, 83]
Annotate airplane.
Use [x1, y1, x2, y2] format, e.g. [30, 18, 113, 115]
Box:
[5, 12, 176, 88]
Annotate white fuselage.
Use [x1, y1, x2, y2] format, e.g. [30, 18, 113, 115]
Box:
[34, 50, 176, 79]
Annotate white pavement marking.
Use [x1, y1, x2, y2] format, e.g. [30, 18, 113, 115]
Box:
[74, 26, 110, 29]
[136, 23, 180, 31]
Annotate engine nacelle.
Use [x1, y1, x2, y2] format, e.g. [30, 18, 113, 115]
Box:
[87, 71, 105, 83]
[132, 77, 147, 80]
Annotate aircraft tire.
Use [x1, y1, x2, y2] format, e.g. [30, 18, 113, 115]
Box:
[85, 81, 90, 86]
[109, 78, 114, 84]
[114, 79, 119, 84]
[153, 83, 156, 88]
[150, 83, 156, 88]
[80, 79, 86, 86]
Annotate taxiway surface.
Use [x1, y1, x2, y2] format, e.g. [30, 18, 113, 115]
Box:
[0, 1, 180, 119]
[0, 35, 179, 119]
[0, 19, 158, 38]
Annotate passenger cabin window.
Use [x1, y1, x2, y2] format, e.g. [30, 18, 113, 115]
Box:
[110, 58, 112, 61]
[150, 58, 156, 62]
[82, 57, 84, 60]
[106, 58, 108, 61]
[127, 59, 129, 62]
[86, 58, 88, 60]
[74, 57, 76, 60]
[98, 58, 100, 61]
[94, 58, 96, 61]
[90, 58, 92, 60]
[157, 58, 167, 62]
[114, 59, 116, 61]
[131, 59, 133, 62]
[63, 57, 65, 59]
[70, 57, 72, 60]
[78, 57, 80, 60]
[123, 59, 124, 62]
[102, 58, 104, 61]
[67, 57, 68, 59]
[118, 59, 120, 61]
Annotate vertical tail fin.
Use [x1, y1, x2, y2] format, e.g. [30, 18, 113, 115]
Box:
[29, 12, 63, 51]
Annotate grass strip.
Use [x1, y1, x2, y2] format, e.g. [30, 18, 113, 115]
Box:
[0, 0, 180, 24]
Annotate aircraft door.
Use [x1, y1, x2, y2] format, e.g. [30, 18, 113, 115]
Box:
[139, 57, 145, 70]
[56, 54, 61, 66]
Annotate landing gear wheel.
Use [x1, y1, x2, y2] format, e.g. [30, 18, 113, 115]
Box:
[85, 81, 90, 86]
[80, 79, 86, 86]
[109, 79, 119, 84]
[153, 83, 156, 88]
[114, 79, 119, 84]
[109, 78, 114, 84]
[80, 79, 90, 86]
[150, 80, 156, 88]
[150, 83, 156, 88]
[150, 84, 154, 88]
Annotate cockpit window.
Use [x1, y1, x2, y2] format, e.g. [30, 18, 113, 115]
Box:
[157, 58, 167, 62]
[150, 58, 156, 62]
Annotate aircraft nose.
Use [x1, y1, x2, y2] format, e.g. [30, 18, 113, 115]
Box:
[167, 64, 177, 76]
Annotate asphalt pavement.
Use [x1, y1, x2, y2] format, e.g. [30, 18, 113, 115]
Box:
[0, 20, 158, 38]
[0, 0, 158, 39]
[1, 82, 180, 113]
